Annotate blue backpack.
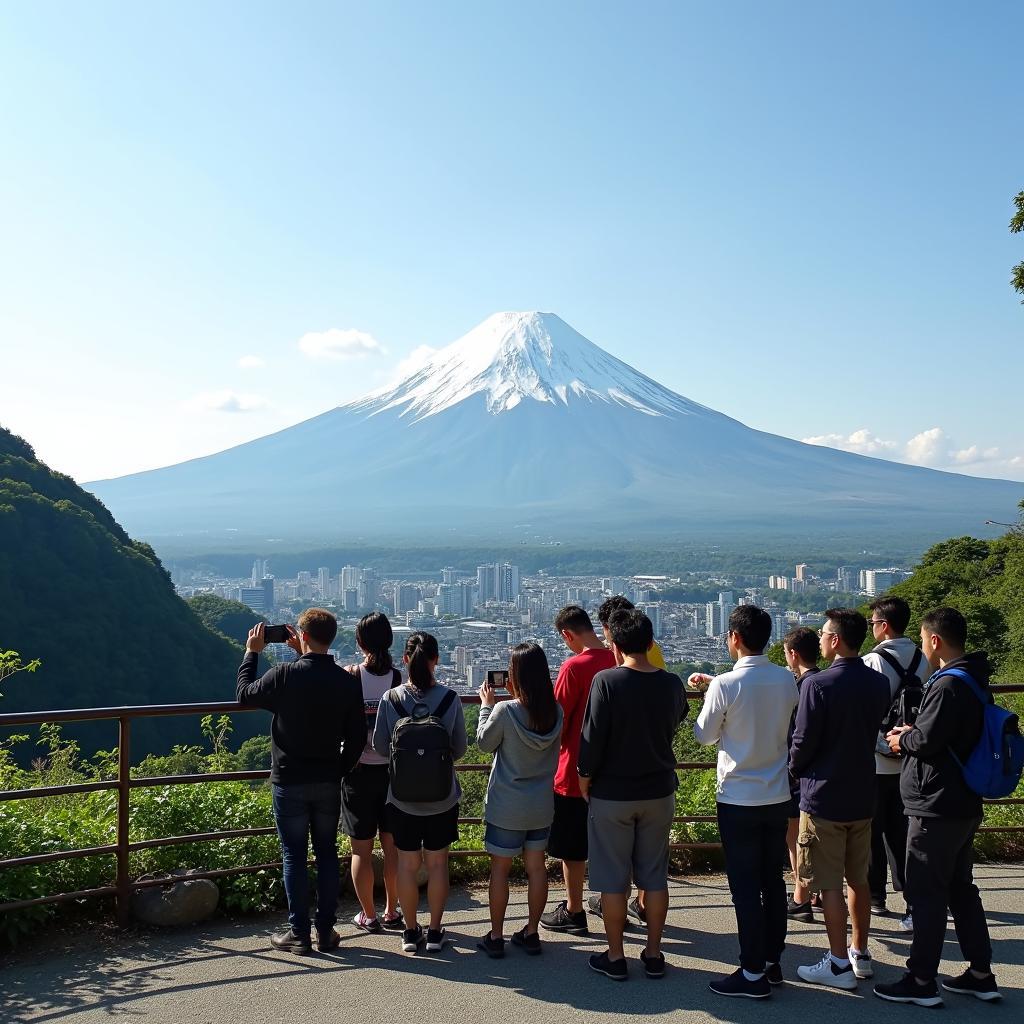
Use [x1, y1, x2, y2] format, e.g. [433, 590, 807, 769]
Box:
[941, 668, 1024, 799]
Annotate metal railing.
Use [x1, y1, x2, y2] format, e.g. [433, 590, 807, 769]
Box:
[2, 687, 1022, 924]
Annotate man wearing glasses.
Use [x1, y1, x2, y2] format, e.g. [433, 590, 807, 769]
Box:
[790, 609, 891, 990]
[862, 597, 928, 932]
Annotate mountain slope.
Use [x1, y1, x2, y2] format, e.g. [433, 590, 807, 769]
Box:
[87, 312, 1023, 544]
[0, 426, 260, 753]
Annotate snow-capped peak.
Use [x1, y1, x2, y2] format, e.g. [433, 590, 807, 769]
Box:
[351, 311, 707, 421]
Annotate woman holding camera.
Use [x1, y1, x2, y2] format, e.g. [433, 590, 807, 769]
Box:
[372, 632, 467, 954]
[343, 612, 403, 934]
[476, 642, 563, 958]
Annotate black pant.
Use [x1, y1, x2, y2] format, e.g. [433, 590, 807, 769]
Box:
[717, 801, 790, 973]
[869, 773, 908, 901]
[905, 815, 992, 981]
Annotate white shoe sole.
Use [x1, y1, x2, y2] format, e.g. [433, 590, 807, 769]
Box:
[941, 983, 1001, 1001]
[874, 989, 943, 1007]
[797, 966, 858, 990]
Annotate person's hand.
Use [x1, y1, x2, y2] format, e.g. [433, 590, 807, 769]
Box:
[886, 725, 912, 754]
[688, 672, 713, 692]
[246, 622, 266, 654]
[478, 681, 496, 708]
[578, 776, 591, 802]
[285, 624, 302, 656]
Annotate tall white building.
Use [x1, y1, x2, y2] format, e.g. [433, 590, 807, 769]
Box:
[341, 565, 360, 591]
[476, 564, 497, 603]
[317, 567, 332, 599]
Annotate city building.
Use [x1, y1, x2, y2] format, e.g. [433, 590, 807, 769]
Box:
[394, 583, 421, 616]
[795, 563, 810, 581]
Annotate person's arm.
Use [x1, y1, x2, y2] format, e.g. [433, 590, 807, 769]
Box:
[338, 677, 368, 777]
[789, 678, 824, 776]
[899, 679, 959, 759]
[577, 676, 610, 784]
[693, 676, 728, 746]
[476, 702, 504, 753]
[449, 694, 468, 760]
[372, 690, 397, 757]
[236, 654, 283, 711]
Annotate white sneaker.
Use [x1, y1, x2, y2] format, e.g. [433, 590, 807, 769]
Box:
[898, 913, 914, 933]
[849, 948, 874, 979]
[798, 952, 858, 990]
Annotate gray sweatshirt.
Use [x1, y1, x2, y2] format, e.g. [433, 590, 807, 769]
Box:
[477, 700, 563, 831]
[372, 682, 468, 816]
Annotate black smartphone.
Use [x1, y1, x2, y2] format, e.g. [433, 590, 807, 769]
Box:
[263, 624, 291, 644]
[486, 669, 508, 690]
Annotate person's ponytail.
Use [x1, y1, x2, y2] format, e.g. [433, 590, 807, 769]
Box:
[405, 631, 439, 690]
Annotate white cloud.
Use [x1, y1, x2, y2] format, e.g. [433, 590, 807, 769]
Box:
[801, 428, 897, 456]
[187, 390, 269, 414]
[298, 328, 386, 362]
[393, 344, 438, 380]
[238, 355, 266, 369]
[803, 425, 1021, 478]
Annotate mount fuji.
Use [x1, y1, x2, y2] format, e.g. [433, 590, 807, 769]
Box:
[88, 312, 1021, 545]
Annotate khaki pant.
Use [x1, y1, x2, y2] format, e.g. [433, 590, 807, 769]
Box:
[796, 811, 872, 891]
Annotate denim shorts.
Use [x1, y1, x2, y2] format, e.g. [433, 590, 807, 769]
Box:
[484, 821, 551, 857]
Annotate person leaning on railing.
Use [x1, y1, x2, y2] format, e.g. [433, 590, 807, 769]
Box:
[237, 609, 366, 955]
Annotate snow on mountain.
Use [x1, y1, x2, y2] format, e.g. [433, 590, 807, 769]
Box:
[353, 311, 712, 421]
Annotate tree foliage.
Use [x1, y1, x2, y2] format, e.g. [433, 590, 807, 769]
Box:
[1011, 190, 1024, 303]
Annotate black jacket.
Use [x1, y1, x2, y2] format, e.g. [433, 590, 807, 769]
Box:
[789, 657, 891, 821]
[236, 651, 367, 785]
[898, 651, 991, 819]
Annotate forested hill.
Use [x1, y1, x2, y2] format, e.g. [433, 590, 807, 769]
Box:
[0, 426, 261, 754]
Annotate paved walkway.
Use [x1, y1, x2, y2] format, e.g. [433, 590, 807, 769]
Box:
[3, 866, 1023, 1024]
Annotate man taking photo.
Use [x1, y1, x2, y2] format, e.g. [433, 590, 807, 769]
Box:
[238, 609, 367, 954]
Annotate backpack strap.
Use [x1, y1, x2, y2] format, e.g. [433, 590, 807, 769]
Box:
[937, 667, 991, 706]
[434, 688, 458, 719]
[876, 647, 922, 685]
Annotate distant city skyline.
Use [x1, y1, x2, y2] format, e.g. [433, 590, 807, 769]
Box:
[2, 3, 1023, 482]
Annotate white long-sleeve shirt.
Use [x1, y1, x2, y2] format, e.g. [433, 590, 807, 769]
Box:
[693, 655, 799, 806]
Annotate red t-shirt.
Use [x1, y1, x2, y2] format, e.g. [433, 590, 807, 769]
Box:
[554, 646, 617, 797]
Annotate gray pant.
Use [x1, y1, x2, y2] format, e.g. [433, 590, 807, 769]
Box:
[587, 794, 675, 894]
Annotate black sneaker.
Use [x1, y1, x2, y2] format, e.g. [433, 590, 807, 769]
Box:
[871, 896, 888, 915]
[541, 900, 589, 935]
[765, 962, 784, 986]
[874, 974, 944, 1008]
[709, 967, 771, 999]
[787, 897, 814, 923]
[476, 931, 505, 959]
[587, 894, 603, 915]
[627, 896, 648, 926]
[511, 925, 542, 955]
[425, 927, 446, 952]
[315, 927, 341, 953]
[942, 969, 1001, 1002]
[271, 927, 312, 954]
[589, 950, 628, 981]
[639, 948, 665, 978]
[402, 925, 424, 953]
[381, 909, 405, 930]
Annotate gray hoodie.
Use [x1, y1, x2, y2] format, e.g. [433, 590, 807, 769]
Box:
[477, 700, 563, 832]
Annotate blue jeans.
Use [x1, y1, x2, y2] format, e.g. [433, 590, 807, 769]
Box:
[272, 782, 341, 933]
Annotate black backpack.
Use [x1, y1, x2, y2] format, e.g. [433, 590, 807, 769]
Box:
[387, 687, 458, 803]
[877, 648, 925, 738]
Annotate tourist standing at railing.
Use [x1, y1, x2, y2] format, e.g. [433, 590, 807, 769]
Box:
[372, 631, 467, 955]
[781, 626, 821, 924]
[475, 642, 563, 958]
[874, 608, 1000, 1007]
[789, 609, 890, 991]
[540, 605, 616, 937]
[862, 596, 927, 933]
[343, 612, 403, 935]
[237, 609, 367, 955]
[577, 608, 687, 981]
[691, 606, 798, 999]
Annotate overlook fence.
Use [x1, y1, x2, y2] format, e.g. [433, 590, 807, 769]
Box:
[2, 688, 1023, 926]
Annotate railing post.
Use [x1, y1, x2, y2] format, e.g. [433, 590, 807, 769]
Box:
[116, 716, 132, 926]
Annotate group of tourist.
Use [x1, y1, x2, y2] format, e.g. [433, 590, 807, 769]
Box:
[235, 593, 1003, 1007]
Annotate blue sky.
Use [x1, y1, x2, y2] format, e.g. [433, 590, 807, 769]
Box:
[2, 1, 1023, 483]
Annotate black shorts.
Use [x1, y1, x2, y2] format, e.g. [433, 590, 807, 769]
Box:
[547, 793, 589, 862]
[340, 763, 394, 840]
[388, 803, 460, 852]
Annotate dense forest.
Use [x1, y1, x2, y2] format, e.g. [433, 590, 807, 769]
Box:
[0, 426, 263, 755]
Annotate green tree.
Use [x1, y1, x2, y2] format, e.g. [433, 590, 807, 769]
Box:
[1011, 190, 1024, 303]
[0, 649, 41, 698]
